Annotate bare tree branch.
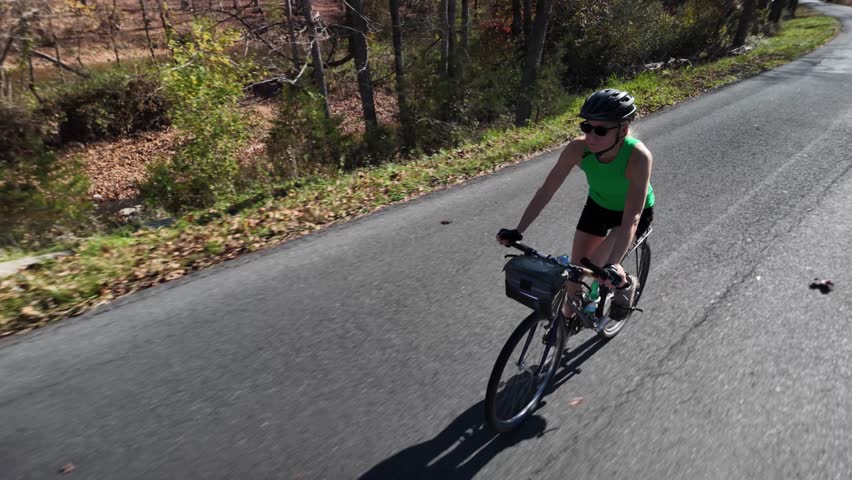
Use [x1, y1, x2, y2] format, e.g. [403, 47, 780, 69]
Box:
[206, 7, 292, 60]
[30, 49, 91, 78]
[326, 52, 353, 68]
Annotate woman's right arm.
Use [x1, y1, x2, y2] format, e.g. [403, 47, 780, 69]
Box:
[515, 138, 584, 234]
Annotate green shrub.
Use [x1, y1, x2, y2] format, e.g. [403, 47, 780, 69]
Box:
[0, 102, 53, 169]
[672, 0, 740, 58]
[356, 124, 399, 166]
[141, 20, 253, 213]
[0, 102, 92, 247]
[266, 87, 354, 178]
[462, 32, 521, 125]
[44, 68, 169, 144]
[552, 0, 739, 88]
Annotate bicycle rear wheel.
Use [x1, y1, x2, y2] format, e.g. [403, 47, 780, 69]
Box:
[632, 241, 651, 305]
[599, 240, 651, 338]
[484, 313, 566, 433]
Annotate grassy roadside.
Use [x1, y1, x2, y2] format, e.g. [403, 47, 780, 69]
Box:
[0, 10, 840, 336]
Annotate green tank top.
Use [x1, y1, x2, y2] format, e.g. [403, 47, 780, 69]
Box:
[580, 136, 655, 211]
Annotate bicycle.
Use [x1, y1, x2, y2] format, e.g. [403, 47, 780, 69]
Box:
[484, 228, 652, 433]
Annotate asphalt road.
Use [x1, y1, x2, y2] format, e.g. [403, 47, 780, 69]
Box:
[3, 1, 852, 478]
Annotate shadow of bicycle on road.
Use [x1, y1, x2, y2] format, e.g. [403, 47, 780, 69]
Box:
[358, 335, 608, 480]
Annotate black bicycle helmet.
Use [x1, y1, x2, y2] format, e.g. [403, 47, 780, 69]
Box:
[579, 89, 637, 121]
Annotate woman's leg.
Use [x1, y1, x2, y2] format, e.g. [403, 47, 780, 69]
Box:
[589, 225, 623, 266]
[563, 230, 606, 317]
[595, 207, 653, 267]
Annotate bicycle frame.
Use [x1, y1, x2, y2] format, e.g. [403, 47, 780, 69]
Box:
[561, 226, 654, 333]
[507, 225, 653, 333]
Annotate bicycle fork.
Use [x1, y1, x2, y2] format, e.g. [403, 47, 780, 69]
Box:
[515, 316, 558, 374]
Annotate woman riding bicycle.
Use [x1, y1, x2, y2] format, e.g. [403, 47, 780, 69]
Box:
[496, 88, 655, 320]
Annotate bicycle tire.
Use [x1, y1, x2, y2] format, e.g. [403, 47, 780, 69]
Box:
[598, 241, 651, 339]
[633, 241, 651, 305]
[484, 313, 566, 433]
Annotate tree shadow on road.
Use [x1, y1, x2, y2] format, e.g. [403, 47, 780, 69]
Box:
[358, 335, 608, 480]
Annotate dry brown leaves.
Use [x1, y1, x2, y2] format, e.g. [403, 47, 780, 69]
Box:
[63, 90, 393, 203]
[64, 129, 180, 201]
[330, 87, 399, 136]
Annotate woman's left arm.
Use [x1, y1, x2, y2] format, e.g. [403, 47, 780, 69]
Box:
[607, 145, 653, 267]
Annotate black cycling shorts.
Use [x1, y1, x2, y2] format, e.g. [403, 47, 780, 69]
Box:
[576, 197, 654, 238]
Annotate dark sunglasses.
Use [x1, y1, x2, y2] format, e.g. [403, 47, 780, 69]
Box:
[579, 122, 620, 136]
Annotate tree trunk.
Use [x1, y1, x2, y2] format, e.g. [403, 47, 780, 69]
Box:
[757, 0, 769, 9]
[461, 0, 469, 59]
[157, 1, 174, 51]
[511, 0, 522, 37]
[109, 0, 121, 65]
[139, 0, 158, 62]
[447, 0, 456, 80]
[522, 0, 531, 42]
[0, 35, 13, 69]
[732, 0, 755, 48]
[284, 0, 301, 68]
[389, 0, 415, 151]
[302, 0, 330, 118]
[514, 0, 552, 126]
[348, 0, 378, 134]
[27, 50, 43, 104]
[439, 0, 448, 79]
[442, 0, 457, 120]
[769, 0, 784, 23]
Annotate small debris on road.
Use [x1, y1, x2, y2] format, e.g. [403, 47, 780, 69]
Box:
[440, 220, 453, 225]
[809, 278, 834, 294]
[58, 463, 75, 474]
[568, 397, 584, 407]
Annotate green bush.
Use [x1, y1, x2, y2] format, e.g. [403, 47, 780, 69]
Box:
[0, 102, 92, 247]
[0, 101, 53, 169]
[672, 0, 740, 58]
[266, 87, 354, 178]
[141, 20, 253, 213]
[356, 124, 399, 166]
[462, 31, 521, 125]
[44, 68, 169, 144]
[552, 0, 739, 88]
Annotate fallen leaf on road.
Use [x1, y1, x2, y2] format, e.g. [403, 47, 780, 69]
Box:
[59, 463, 75, 474]
[568, 397, 584, 407]
[441, 220, 453, 225]
[809, 278, 834, 294]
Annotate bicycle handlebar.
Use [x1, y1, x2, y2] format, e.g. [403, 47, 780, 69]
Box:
[580, 257, 609, 278]
[506, 241, 601, 279]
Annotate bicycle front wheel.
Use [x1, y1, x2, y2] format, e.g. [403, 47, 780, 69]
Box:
[484, 313, 566, 433]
